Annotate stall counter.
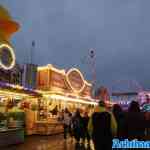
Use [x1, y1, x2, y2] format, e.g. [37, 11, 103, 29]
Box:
[35, 120, 63, 135]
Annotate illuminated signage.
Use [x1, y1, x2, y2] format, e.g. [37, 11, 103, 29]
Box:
[0, 43, 15, 70]
[37, 65, 93, 96]
[51, 71, 66, 89]
[142, 104, 150, 112]
[66, 68, 85, 93]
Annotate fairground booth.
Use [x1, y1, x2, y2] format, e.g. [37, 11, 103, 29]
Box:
[0, 77, 41, 146]
[35, 64, 97, 135]
[0, 63, 41, 146]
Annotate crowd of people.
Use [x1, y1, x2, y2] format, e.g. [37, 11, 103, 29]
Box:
[58, 100, 150, 150]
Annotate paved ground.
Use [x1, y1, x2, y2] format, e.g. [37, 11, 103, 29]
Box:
[3, 134, 94, 150]
[3, 134, 149, 150]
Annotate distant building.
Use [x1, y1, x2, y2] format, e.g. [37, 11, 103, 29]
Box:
[0, 63, 23, 85]
[95, 86, 110, 101]
[22, 64, 37, 89]
[0, 63, 38, 90]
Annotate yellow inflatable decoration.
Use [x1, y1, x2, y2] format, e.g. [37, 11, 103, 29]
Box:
[0, 5, 20, 70]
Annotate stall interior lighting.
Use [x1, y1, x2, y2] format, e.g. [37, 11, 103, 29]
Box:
[36, 90, 65, 95]
[37, 90, 97, 103]
[46, 94, 98, 105]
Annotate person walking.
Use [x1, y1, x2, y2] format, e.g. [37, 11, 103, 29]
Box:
[72, 109, 84, 144]
[125, 101, 146, 140]
[82, 112, 90, 145]
[112, 104, 126, 139]
[68, 112, 74, 140]
[145, 111, 150, 138]
[63, 108, 71, 139]
[88, 100, 117, 150]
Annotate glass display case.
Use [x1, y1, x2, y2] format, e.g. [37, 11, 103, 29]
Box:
[0, 112, 7, 131]
[0, 97, 25, 147]
[35, 98, 64, 135]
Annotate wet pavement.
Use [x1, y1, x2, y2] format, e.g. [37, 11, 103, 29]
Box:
[3, 134, 94, 150]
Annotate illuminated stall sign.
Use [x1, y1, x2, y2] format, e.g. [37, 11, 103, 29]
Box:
[37, 65, 93, 97]
[66, 68, 85, 93]
[0, 44, 15, 70]
[37, 69, 50, 90]
[82, 85, 92, 97]
[142, 104, 150, 112]
[51, 71, 66, 90]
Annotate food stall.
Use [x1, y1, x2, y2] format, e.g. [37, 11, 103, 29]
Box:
[0, 82, 41, 146]
[35, 64, 97, 135]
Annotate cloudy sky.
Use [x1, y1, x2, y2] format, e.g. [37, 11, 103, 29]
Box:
[1, 0, 150, 92]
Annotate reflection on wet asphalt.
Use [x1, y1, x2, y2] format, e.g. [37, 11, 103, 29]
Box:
[2, 134, 94, 150]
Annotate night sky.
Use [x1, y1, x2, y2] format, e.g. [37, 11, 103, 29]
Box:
[1, 0, 150, 92]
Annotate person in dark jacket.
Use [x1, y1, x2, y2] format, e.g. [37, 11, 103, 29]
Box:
[82, 112, 90, 145]
[125, 101, 146, 140]
[72, 109, 84, 144]
[88, 100, 117, 150]
[68, 112, 74, 139]
[63, 108, 71, 139]
[112, 104, 126, 139]
[145, 112, 150, 138]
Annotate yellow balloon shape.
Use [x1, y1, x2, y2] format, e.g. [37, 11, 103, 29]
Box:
[0, 5, 20, 70]
[0, 5, 20, 40]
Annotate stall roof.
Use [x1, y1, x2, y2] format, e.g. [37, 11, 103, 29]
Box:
[0, 81, 42, 97]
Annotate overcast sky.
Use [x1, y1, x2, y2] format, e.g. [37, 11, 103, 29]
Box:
[1, 0, 150, 92]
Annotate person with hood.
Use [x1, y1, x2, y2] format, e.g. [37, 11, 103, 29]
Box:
[72, 109, 84, 144]
[125, 101, 146, 140]
[63, 108, 71, 139]
[82, 111, 90, 145]
[88, 100, 117, 150]
[112, 104, 126, 139]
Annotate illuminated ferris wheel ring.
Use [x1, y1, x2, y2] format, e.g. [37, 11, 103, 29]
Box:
[0, 43, 16, 70]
